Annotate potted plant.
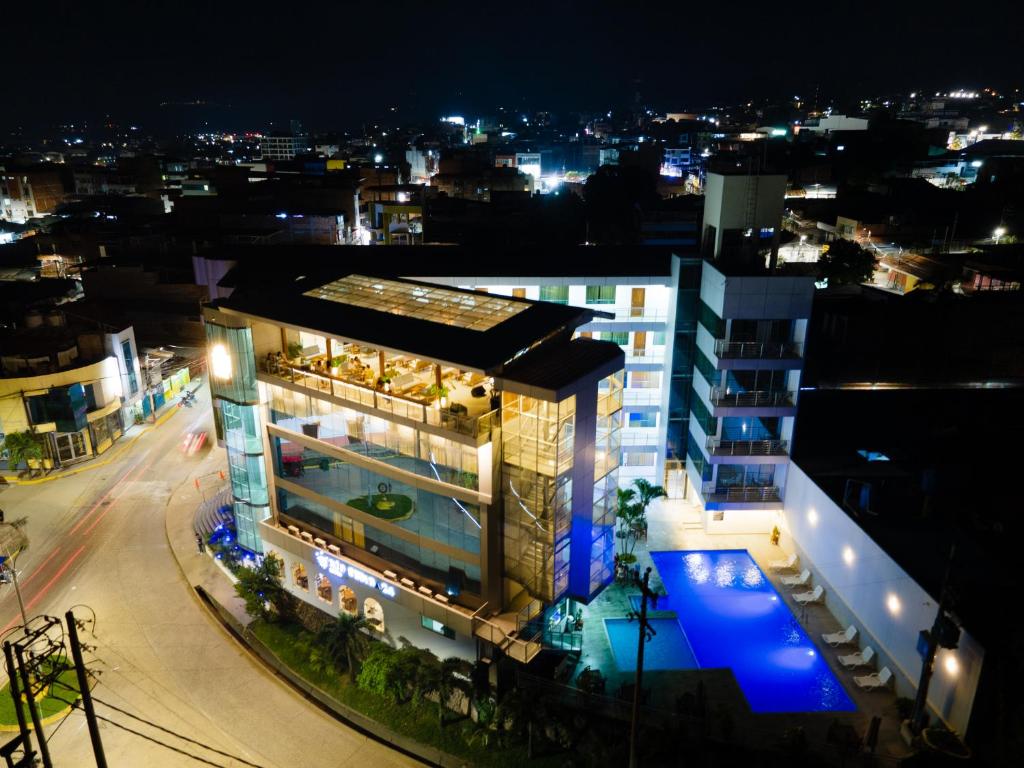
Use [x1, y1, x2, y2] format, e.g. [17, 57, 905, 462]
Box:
[425, 384, 449, 406]
[920, 726, 971, 761]
[330, 354, 347, 374]
[286, 341, 303, 360]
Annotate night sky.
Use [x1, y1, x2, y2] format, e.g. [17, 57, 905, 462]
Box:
[5, 0, 1023, 133]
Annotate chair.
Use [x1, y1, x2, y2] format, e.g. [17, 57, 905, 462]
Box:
[822, 625, 858, 647]
[854, 667, 892, 690]
[780, 568, 811, 587]
[793, 585, 824, 605]
[838, 645, 875, 669]
[768, 552, 798, 571]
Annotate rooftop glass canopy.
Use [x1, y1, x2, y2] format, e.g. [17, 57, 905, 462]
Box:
[304, 274, 529, 332]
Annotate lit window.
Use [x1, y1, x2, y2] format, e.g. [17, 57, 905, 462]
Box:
[211, 343, 232, 381]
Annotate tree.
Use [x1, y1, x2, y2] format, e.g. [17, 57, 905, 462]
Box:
[615, 487, 642, 557]
[2, 430, 45, 477]
[234, 553, 291, 622]
[631, 478, 667, 525]
[817, 239, 876, 286]
[316, 612, 370, 682]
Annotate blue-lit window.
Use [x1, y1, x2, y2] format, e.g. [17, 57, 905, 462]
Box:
[628, 412, 657, 428]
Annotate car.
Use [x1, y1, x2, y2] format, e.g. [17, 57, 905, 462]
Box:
[182, 431, 208, 455]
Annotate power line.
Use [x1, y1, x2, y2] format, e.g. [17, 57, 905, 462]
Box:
[50, 680, 266, 768]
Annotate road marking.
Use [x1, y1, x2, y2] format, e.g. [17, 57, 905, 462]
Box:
[17, 547, 61, 588]
[0, 545, 86, 635]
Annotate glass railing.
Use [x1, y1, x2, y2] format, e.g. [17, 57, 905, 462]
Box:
[262, 360, 495, 439]
[714, 340, 803, 359]
[709, 387, 795, 407]
[705, 438, 788, 456]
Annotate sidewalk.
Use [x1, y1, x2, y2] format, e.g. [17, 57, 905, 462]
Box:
[163, 447, 251, 628]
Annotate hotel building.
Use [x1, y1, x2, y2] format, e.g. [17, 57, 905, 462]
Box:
[204, 273, 624, 660]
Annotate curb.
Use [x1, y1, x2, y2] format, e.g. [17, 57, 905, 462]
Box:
[160, 475, 467, 768]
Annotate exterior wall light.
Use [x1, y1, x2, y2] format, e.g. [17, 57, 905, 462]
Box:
[886, 593, 901, 616]
[807, 508, 819, 527]
[211, 343, 232, 381]
[842, 546, 855, 566]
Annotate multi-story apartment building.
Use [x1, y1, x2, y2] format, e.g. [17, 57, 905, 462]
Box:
[0, 165, 66, 224]
[204, 273, 624, 659]
[260, 133, 308, 162]
[684, 261, 815, 532]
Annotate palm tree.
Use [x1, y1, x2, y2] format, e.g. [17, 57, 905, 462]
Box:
[2, 430, 45, 477]
[317, 612, 370, 682]
[632, 478, 667, 526]
[616, 487, 641, 556]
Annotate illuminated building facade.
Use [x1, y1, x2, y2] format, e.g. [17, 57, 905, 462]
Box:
[204, 273, 623, 659]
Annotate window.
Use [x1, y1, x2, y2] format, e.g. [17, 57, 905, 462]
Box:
[539, 285, 569, 304]
[512, 288, 526, 298]
[628, 412, 657, 428]
[697, 300, 725, 338]
[585, 285, 616, 304]
[603, 331, 629, 346]
[421, 615, 456, 639]
[315, 573, 332, 603]
[122, 340, 138, 395]
[629, 371, 661, 389]
[623, 451, 657, 466]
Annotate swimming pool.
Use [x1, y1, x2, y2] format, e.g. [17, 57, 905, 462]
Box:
[645, 550, 855, 713]
[605, 618, 698, 671]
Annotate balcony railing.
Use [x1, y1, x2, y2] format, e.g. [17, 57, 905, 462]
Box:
[714, 340, 803, 359]
[706, 438, 788, 456]
[263, 361, 495, 439]
[701, 484, 782, 503]
[588, 308, 668, 323]
[624, 350, 665, 366]
[709, 387, 795, 408]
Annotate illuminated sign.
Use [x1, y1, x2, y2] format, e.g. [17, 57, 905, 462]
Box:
[313, 550, 397, 599]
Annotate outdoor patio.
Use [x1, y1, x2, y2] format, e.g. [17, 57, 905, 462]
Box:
[569, 496, 914, 762]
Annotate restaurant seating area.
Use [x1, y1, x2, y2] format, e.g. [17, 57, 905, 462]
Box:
[261, 339, 497, 434]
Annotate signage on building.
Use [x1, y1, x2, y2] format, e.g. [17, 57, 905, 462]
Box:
[313, 550, 396, 598]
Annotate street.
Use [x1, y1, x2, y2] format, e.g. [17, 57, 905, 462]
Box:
[0, 382, 417, 768]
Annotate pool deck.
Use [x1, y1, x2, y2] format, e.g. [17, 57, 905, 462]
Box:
[572, 497, 914, 763]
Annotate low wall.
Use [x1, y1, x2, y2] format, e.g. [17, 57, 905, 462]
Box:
[781, 464, 983, 736]
[194, 585, 468, 768]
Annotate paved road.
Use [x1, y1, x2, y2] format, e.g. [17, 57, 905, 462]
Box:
[0, 383, 418, 768]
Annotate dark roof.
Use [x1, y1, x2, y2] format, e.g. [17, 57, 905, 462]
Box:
[205, 244, 682, 288]
[498, 337, 624, 396]
[213, 272, 596, 372]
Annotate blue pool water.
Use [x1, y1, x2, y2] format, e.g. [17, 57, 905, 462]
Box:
[640, 550, 855, 713]
[605, 618, 698, 671]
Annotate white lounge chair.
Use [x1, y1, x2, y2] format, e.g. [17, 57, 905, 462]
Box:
[822, 625, 858, 647]
[793, 585, 824, 605]
[854, 666, 892, 690]
[780, 569, 811, 587]
[768, 552, 798, 571]
[838, 645, 875, 669]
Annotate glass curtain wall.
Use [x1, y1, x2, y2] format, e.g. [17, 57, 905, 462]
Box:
[591, 371, 623, 596]
[207, 322, 270, 552]
[501, 392, 576, 601]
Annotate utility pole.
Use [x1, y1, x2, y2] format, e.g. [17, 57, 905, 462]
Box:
[628, 566, 656, 768]
[66, 610, 107, 768]
[2, 642, 34, 764]
[14, 645, 52, 768]
[0, 551, 29, 630]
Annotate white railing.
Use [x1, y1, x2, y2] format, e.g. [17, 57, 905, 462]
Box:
[705, 438, 788, 456]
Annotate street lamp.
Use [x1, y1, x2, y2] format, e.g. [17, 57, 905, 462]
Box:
[993, 226, 1007, 244]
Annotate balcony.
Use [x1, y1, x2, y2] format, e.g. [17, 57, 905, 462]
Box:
[709, 387, 794, 408]
[262, 360, 496, 440]
[714, 340, 803, 360]
[701, 484, 782, 504]
[706, 437, 788, 456]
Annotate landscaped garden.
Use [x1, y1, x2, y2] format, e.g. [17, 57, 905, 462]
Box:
[0, 657, 82, 731]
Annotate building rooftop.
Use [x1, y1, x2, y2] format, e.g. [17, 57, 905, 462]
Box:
[205, 244, 683, 288]
[213, 271, 597, 373]
[497, 337, 624, 398]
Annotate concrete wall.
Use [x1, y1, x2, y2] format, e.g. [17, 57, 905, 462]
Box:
[782, 463, 983, 735]
[702, 173, 788, 258]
